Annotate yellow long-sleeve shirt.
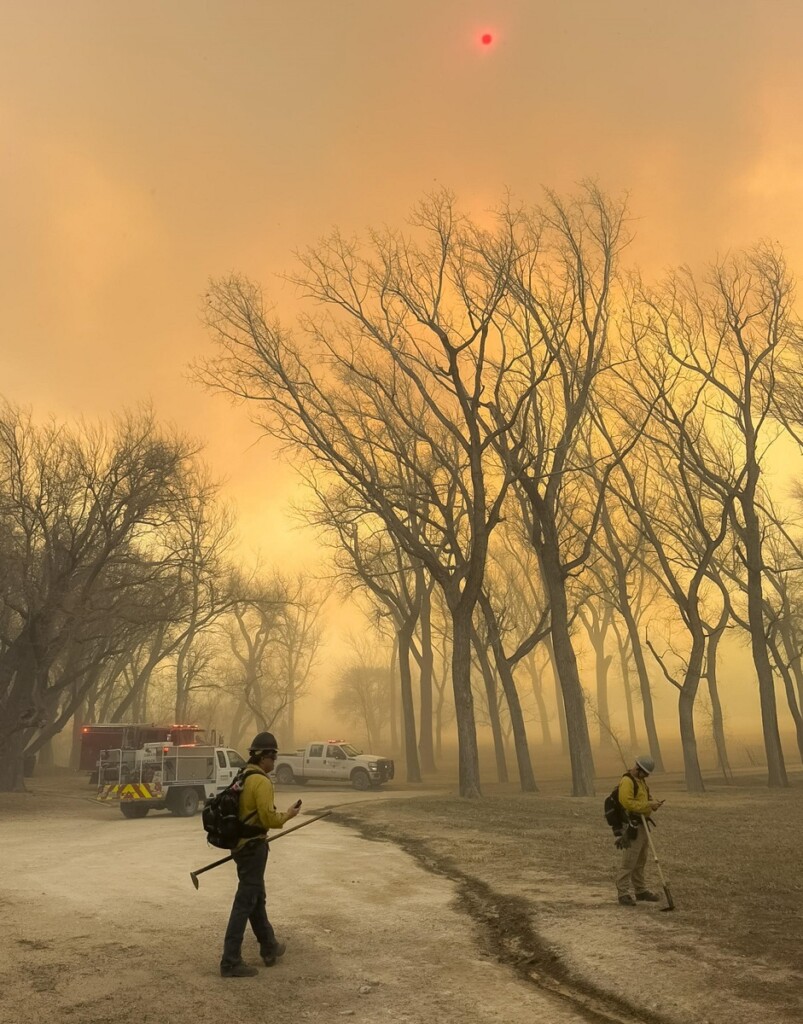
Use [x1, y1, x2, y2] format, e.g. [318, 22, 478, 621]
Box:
[236, 766, 291, 851]
[618, 773, 653, 817]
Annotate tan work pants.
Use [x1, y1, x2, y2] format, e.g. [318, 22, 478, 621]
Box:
[616, 824, 649, 896]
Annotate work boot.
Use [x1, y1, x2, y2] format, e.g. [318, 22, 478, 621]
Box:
[220, 961, 259, 978]
[261, 940, 287, 967]
[618, 894, 636, 907]
[636, 890, 660, 902]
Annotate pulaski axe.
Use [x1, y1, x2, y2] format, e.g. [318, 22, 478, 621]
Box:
[190, 809, 332, 890]
[640, 814, 676, 911]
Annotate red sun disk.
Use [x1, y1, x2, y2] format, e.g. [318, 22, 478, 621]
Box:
[481, 33, 493, 46]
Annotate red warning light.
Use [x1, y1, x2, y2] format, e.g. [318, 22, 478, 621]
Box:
[481, 33, 493, 46]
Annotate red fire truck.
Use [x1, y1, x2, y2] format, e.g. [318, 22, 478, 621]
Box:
[79, 723, 208, 775]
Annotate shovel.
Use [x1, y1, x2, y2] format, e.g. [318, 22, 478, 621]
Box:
[190, 810, 332, 889]
[640, 814, 675, 911]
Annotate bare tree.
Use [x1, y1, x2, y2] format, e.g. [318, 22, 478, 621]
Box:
[266, 574, 324, 748]
[0, 406, 194, 790]
[605, 342, 734, 792]
[629, 248, 800, 787]
[199, 192, 525, 797]
[332, 663, 390, 752]
[225, 578, 291, 745]
[303, 479, 426, 781]
[481, 186, 632, 795]
[577, 592, 616, 750]
[160, 463, 236, 722]
[592, 484, 665, 769]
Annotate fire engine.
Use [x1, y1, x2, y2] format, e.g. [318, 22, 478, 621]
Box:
[96, 739, 248, 818]
[79, 722, 207, 774]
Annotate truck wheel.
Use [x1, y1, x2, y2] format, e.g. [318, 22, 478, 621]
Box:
[276, 765, 295, 786]
[175, 788, 200, 817]
[120, 802, 149, 819]
[351, 769, 371, 791]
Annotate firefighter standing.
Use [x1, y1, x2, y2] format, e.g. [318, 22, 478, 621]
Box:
[615, 755, 664, 906]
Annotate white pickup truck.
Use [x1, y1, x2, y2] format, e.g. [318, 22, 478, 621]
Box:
[96, 743, 248, 818]
[273, 741, 394, 790]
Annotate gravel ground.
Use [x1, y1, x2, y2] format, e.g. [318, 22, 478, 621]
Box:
[1, 770, 800, 1024]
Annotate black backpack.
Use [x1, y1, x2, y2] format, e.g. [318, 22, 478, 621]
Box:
[603, 774, 638, 836]
[202, 769, 265, 850]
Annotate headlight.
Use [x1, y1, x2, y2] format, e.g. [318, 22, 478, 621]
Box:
[368, 764, 378, 770]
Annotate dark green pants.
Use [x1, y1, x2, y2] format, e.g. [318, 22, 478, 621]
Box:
[221, 842, 278, 967]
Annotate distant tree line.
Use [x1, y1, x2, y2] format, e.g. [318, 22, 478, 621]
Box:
[0, 406, 322, 791]
[200, 185, 803, 797]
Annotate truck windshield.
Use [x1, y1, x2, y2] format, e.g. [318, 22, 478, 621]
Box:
[339, 743, 361, 757]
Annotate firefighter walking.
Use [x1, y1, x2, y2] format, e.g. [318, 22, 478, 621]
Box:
[220, 732, 300, 977]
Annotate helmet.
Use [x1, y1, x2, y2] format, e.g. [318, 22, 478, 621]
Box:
[249, 731, 278, 755]
[635, 754, 655, 774]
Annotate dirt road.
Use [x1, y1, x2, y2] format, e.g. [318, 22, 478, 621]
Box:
[2, 787, 593, 1024]
[4, 781, 800, 1024]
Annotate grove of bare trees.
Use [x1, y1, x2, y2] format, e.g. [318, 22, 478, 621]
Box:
[0, 406, 324, 791]
[5, 187, 802, 800]
[200, 187, 803, 797]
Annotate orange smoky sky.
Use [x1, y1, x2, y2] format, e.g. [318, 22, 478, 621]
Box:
[2, 0, 803, 567]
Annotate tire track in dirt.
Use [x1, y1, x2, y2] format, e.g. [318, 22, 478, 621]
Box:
[329, 810, 670, 1024]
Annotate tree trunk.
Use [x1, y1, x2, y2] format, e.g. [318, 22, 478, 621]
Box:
[471, 626, 508, 783]
[705, 630, 732, 782]
[545, 636, 569, 754]
[617, 591, 664, 771]
[70, 704, 86, 770]
[494, 656, 538, 791]
[113, 662, 157, 721]
[286, 669, 296, 750]
[779, 669, 803, 763]
[768, 633, 803, 763]
[615, 629, 639, 749]
[525, 651, 552, 746]
[540, 541, 595, 795]
[389, 635, 399, 755]
[596, 650, 614, 748]
[678, 685, 704, 793]
[450, 607, 482, 798]
[581, 602, 614, 748]
[741, 498, 788, 786]
[0, 650, 43, 791]
[0, 729, 26, 791]
[678, 631, 706, 793]
[434, 650, 448, 762]
[229, 694, 249, 751]
[397, 623, 422, 783]
[417, 576, 437, 772]
[478, 592, 537, 791]
[36, 737, 54, 768]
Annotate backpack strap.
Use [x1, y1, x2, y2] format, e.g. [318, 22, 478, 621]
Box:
[620, 773, 639, 825]
[624, 771, 654, 827]
[235, 766, 262, 825]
